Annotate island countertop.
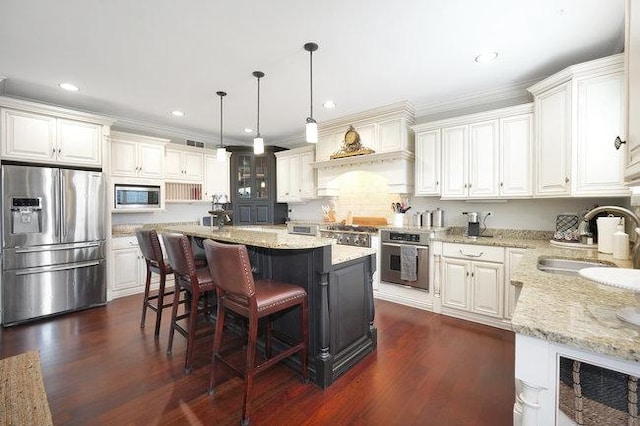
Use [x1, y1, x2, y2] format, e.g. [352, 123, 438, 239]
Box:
[156, 224, 375, 266]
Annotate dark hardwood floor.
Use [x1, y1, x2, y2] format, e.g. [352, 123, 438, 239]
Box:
[0, 295, 515, 425]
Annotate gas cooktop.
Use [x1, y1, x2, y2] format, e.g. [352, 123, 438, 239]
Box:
[322, 224, 380, 233]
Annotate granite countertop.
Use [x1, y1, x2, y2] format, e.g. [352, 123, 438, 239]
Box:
[508, 240, 639, 364]
[153, 224, 374, 266]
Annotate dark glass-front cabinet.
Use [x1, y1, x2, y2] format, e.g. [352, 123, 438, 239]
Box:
[230, 146, 288, 225]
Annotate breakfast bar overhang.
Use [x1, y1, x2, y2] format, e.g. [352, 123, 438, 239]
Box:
[160, 225, 377, 388]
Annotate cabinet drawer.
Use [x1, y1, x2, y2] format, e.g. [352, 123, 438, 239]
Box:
[112, 236, 139, 250]
[442, 243, 504, 263]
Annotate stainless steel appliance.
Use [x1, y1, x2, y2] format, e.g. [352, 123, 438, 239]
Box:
[320, 224, 377, 247]
[114, 183, 161, 209]
[380, 229, 430, 290]
[287, 222, 320, 236]
[2, 164, 106, 326]
[464, 211, 480, 238]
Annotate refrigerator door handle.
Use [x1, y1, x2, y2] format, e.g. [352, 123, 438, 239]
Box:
[60, 172, 66, 238]
[54, 169, 60, 238]
[15, 260, 101, 276]
[14, 242, 102, 253]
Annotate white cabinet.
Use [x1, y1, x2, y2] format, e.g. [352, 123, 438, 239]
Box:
[275, 145, 316, 203]
[625, 0, 640, 184]
[500, 114, 533, 197]
[110, 131, 166, 179]
[203, 153, 231, 201]
[528, 54, 628, 197]
[441, 242, 505, 319]
[1, 107, 104, 166]
[414, 129, 441, 196]
[110, 236, 149, 299]
[441, 120, 500, 199]
[415, 104, 532, 200]
[505, 248, 526, 320]
[165, 146, 204, 182]
[534, 82, 572, 196]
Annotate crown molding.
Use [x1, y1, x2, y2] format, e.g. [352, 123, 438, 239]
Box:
[0, 77, 6, 96]
[527, 53, 623, 95]
[0, 95, 114, 125]
[414, 80, 536, 119]
[412, 103, 533, 131]
[317, 101, 415, 135]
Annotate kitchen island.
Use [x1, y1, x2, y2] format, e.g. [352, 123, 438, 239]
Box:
[159, 224, 377, 388]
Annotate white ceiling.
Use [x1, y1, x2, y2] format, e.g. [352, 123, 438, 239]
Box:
[0, 0, 625, 148]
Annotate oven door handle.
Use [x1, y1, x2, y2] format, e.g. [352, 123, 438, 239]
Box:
[382, 243, 429, 249]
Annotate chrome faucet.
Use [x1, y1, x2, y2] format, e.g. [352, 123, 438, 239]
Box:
[579, 206, 640, 269]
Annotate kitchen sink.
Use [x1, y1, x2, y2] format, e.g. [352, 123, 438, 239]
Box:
[537, 258, 616, 276]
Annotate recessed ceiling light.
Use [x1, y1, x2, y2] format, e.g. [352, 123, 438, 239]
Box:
[171, 110, 185, 117]
[474, 51, 499, 63]
[59, 82, 79, 92]
[243, 128, 254, 133]
[323, 101, 336, 109]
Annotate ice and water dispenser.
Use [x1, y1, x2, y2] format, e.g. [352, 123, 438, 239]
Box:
[10, 197, 43, 234]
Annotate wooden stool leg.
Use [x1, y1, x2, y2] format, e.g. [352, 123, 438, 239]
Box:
[265, 320, 273, 359]
[241, 315, 258, 426]
[184, 288, 200, 374]
[300, 298, 309, 381]
[209, 292, 226, 395]
[167, 279, 181, 355]
[140, 265, 152, 328]
[154, 273, 166, 338]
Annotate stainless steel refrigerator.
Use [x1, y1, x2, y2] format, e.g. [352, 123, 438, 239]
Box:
[1, 164, 106, 326]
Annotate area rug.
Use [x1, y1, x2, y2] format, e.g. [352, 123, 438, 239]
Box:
[0, 351, 53, 426]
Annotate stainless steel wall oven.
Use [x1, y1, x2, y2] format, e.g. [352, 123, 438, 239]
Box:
[380, 230, 430, 290]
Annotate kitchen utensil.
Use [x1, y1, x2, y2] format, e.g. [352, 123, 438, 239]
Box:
[421, 211, 432, 228]
[464, 211, 480, 238]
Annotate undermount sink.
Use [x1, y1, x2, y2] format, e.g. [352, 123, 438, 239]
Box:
[537, 258, 616, 276]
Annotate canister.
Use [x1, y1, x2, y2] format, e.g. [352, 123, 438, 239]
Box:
[421, 210, 432, 228]
[432, 208, 444, 227]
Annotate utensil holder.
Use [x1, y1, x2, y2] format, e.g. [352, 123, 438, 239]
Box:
[393, 213, 405, 227]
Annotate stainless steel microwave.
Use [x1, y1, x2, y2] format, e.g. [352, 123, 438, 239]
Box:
[114, 184, 161, 209]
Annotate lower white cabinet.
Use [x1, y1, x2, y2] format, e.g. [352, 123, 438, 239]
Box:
[110, 236, 164, 300]
[440, 242, 505, 321]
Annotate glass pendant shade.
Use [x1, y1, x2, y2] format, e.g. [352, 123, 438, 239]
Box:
[306, 118, 318, 143]
[216, 146, 227, 162]
[253, 137, 264, 155]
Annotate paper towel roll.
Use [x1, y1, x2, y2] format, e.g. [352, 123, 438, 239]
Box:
[597, 216, 622, 254]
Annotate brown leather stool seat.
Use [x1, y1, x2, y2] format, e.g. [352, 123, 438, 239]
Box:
[203, 239, 308, 426]
[136, 229, 178, 337]
[163, 232, 217, 373]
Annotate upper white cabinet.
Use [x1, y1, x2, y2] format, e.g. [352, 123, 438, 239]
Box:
[500, 114, 533, 197]
[528, 54, 628, 197]
[414, 104, 533, 200]
[275, 145, 316, 203]
[110, 131, 167, 179]
[0, 98, 110, 167]
[414, 129, 441, 196]
[203, 152, 231, 201]
[165, 145, 204, 182]
[625, 0, 640, 184]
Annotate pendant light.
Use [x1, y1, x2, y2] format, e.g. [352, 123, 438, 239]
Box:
[253, 71, 265, 155]
[304, 42, 319, 143]
[216, 91, 227, 162]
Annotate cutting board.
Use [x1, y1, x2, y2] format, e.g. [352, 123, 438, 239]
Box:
[352, 216, 388, 226]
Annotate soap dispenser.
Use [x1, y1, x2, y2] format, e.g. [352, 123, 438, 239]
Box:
[612, 218, 630, 260]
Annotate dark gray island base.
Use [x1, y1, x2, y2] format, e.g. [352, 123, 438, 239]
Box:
[159, 225, 377, 388]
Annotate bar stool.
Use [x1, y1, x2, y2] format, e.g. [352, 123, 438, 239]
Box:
[135, 229, 177, 338]
[163, 232, 217, 373]
[203, 239, 308, 426]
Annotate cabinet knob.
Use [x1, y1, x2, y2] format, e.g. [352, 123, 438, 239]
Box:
[565, 177, 570, 184]
[464, 184, 467, 188]
[58, 149, 61, 154]
[466, 272, 470, 277]
[52, 148, 56, 154]
[436, 181, 439, 186]
[500, 182, 504, 187]
[614, 136, 626, 150]
[468, 183, 472, 188]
